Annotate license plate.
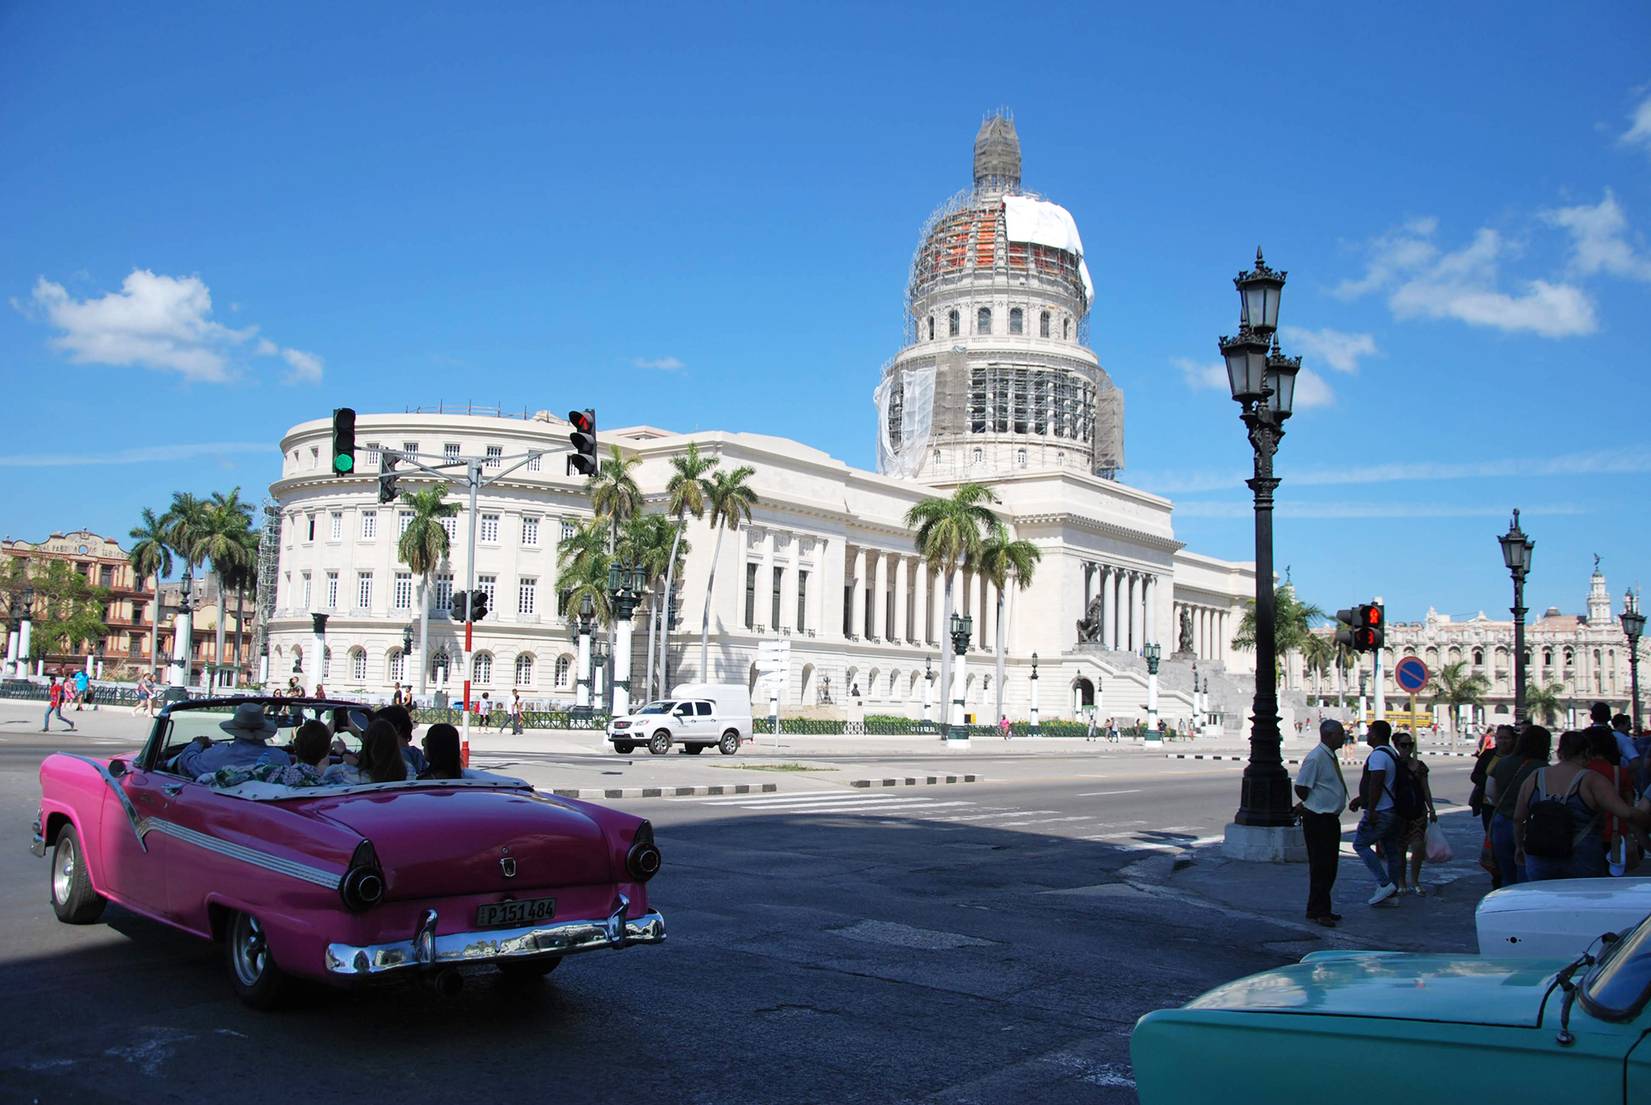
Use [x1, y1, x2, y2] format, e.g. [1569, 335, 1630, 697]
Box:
[476, 896, 556, 928]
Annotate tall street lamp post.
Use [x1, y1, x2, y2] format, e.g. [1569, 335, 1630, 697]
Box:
[922, 655, 934, 726]
[1498, 510, 1534, 723]
[609, 562, 644, 718]
[1144, 642, 1162, 737]
[1221, 249, 1303, 842]
[574, 594, 595, 715]
[13, 585, 35, 679]
[946, 612, 972, 744]
[1622, 588, 1644, 733]
[1029, 652, 1040, 735]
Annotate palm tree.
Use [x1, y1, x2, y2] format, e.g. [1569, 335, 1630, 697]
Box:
[620, 512, 687, 702]
[1232, 585, 1326, 687]
[655, 443, 717, 699]
[1523, 681, 1566, 726]
[222, 523, 262, 681]
[977, 522, 1040, 725]
[1300, 632, 1334, 705]
[589, 445, 642, 548]
[397, 485, 457, 696]
[904, 483, 999, 728]
[1333, 639, 1359, 710]
[1431, 660, 1490, 732]
[556, 518, 614, 654]
[698, 465, 759, 677]
[200, 488, 255, 689]
[161, 492, 211, 684]
[127, 507, 173, 677]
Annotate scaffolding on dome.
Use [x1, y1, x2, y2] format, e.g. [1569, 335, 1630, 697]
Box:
[253, 501, 282, 668]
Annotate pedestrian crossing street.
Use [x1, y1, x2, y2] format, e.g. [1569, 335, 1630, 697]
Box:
[661, 788, 1220, 849]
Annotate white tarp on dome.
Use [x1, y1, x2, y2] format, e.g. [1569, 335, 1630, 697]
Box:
[1002, 194, 1094, 304]
[873, 362, 936, 479]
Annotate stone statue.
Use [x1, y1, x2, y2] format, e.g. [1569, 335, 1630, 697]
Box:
[1075, 594, 1104, 642]
[1178, 609, 1195, 654]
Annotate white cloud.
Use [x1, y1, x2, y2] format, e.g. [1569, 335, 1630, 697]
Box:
[1543, 190, 1651, 281]
[1336, 220, 1597, 338]
[20, 268, 323, 383]
[0, 442, 268, 468]
[1622, 91, 1651, 156]
[1292, 368, 1335, 408]
[1278, 326, 1376, 374]
[632, 356, 685, 372]
[281, 348, 324, 383]
[1173, 356, 1227, 393]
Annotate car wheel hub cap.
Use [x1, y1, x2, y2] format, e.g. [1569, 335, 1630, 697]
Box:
[234, 917, 268, 985]
[53, 840, 75, 903]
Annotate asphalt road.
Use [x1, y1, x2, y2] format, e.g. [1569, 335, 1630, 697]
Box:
[0, 724, 1473, 1105]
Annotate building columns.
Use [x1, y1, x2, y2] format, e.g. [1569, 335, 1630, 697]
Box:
[1128, 573, 1143, 654]
[1110, 569, 1125, 651]
[850, 547, 867, 639]
[913, 559, 928, 645]
[893, 556, 909, 644]
[1144, 574, 1158, 646]
[872, 551, 888, 640]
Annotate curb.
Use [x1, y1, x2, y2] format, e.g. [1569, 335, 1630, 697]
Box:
[550, 782, 781, 799]
[850, 774, 983, 788]
[1168, 751, 1479, 766]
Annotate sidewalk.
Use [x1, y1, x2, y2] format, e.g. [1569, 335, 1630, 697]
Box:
[1132, 806, 1493, 953]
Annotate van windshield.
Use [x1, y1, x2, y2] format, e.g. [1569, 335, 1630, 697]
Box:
[637, 701, 675, 715]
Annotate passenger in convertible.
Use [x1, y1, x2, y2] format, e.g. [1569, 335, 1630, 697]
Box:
[175, 702, 291, 777]
[203, 720, 333, 789]
[376, 704, 428, 776]
[419, 723, 464, 780]
[323, 719, 407, 785]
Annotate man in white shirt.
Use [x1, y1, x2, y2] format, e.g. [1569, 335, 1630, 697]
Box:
[1294, 719, 1348, 927]
[1348, 720, 1404, 905]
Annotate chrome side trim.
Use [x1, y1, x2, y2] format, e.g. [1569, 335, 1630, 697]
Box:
[142, 819, 342, 889]
[324, 908, 667, 977]
[61, 754, 146, 854]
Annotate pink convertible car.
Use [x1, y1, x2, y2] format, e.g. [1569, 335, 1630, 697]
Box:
[31, 696, 665, 1007]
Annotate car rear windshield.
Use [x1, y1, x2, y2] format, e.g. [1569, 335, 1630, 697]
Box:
[1582, 913, 1651, 1020]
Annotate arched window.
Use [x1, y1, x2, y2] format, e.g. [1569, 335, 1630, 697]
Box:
[972, 447, 984, 464]
[473, 652, 493, 684]
[514, 653, 534, 687]
[291, 645, 303, 674]
[1564, 648, 1575, 668]
[1039, 311, 1050, 338]
[1009, 307, 1023, 334]
[1543, 648, 1553, 666]
[1473, 649, 1483, 666]
[323, 646, 332, 679]
[388, 648, 405, 682]
[1016, 448, 1027, 466]
[350, 648, 367, 682]
[927, 316, 935, 340]
[554, 654, 572, 689]
[977, 307, 992, 334]
[430, 649, 450, 683]
[948, 310, 960, 337]
[888, 670, 901, 698]
[1063, 318, 1071, 339]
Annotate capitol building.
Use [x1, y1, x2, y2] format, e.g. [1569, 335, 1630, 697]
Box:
[263, 116, 1258, 724]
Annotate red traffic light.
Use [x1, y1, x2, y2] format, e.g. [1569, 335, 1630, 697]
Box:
[568, 410, 594, 433]
[1365, 605, 1382, 627]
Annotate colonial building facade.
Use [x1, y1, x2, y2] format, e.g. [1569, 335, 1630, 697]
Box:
[263, 117, 1258, 723]
[1307, 563, 1645, 729]
[1, 530, 157, 675]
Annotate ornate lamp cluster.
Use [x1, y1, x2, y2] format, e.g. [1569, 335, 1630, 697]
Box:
[1499, 509, 1535, 722]
[1623, 587, 1645, 733]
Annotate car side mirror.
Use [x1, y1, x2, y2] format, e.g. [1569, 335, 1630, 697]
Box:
[108, 758, 128, 778]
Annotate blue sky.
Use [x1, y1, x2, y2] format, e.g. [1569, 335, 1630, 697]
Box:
[2, 2, 1648, 622]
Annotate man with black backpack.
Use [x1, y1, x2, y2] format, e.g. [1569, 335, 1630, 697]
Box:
[1347, 720, 1421, 905]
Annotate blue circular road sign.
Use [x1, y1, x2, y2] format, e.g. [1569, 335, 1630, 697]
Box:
[1394, 656, 1429, 693]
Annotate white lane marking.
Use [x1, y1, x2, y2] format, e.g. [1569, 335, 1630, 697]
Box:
[786, 798, 956, 814]
[677, 791, 892, 806]
[1076, 789, 1142, 797]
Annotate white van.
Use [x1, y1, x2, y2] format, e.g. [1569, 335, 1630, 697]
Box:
[606, 683, 753, 756]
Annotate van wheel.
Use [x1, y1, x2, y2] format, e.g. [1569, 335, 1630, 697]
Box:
[682, 744, 704, 755]
[227, 910, 289, 1010]
[613, 741, 635, 754]
[719, 731, 740, 755]
[49, 825, 106, 925]
[648, 731, 672, 755]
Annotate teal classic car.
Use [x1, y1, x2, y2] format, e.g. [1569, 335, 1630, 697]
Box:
[1131, 916, 1651, 1103]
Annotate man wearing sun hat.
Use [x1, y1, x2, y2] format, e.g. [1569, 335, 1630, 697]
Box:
[174, 702, 291, 778]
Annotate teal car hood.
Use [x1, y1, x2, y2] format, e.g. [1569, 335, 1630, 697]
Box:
[1184, 952, 1566, 1028]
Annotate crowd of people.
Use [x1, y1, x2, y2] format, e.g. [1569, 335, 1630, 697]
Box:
[1293, 703, 1651, 929]
[174, 700, 469, 790]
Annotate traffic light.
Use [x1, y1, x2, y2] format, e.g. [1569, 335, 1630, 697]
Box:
[331, 408, 356, 476]
[451, 591, 470, 621]
[568, 409, 597, 476]
[377, 451, 401, 504]
[1334, 607, 1360, 650]
[1334, 604, 1386, 652]
[470, 588, 489, 621]
[1357, 603, 1384, 652]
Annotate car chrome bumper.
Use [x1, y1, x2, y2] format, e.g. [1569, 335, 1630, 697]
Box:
[324, 894, 665, 977]
[30, 812, 45, 858]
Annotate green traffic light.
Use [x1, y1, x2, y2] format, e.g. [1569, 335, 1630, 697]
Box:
[334, 454, 354, 473]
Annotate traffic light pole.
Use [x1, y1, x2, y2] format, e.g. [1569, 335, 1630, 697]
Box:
[1372, 594, 1385, 723]
[384, 445, 548, 764]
